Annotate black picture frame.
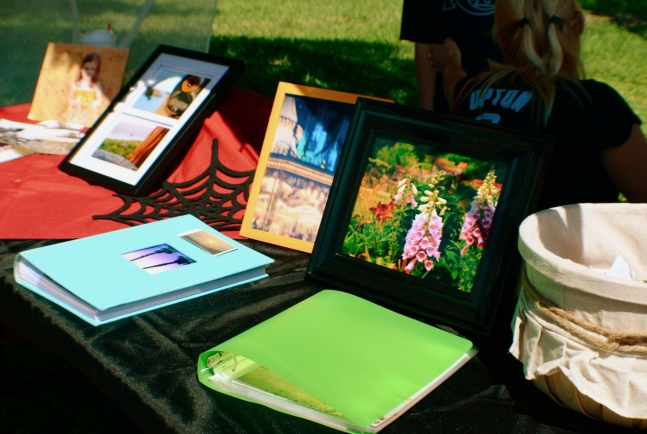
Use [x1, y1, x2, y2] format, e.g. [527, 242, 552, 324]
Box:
[306, 99, 553, 335]
[59, 45, 245, 196]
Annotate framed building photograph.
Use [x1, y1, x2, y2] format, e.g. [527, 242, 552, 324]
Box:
[59, 45, 245, 196]
[240, 82, 391, 253]
[306, 99, 554, 335]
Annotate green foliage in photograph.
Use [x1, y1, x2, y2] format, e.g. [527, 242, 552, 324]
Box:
[97, 139, 139, 158]
[342, 139, 503, 293]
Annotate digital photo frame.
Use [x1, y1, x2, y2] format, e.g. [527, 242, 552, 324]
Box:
[60, 45, 245, 196]
[306, 99, 554, 335]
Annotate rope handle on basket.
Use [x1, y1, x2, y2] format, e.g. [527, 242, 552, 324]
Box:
[522, 267, 647, 354]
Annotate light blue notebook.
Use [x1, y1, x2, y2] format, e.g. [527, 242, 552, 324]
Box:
[14, 215, 274, 326]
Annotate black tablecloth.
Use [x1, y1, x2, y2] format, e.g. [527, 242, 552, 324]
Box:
[0, 239, 638, 433]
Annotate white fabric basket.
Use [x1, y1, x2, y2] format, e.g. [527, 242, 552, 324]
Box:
[510, 203, 647, 427]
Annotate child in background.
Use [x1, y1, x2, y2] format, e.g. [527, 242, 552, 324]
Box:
[427, 0, 647, 209]
[67, 52, 103, 126]
[399, 0, 503, 112]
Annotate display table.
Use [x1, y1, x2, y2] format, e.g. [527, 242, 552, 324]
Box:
[0, 88, 270, 240]
[0, 93, 638, 433]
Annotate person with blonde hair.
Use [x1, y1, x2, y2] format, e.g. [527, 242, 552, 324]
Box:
[400, 0, 503, 112]
[428, 0, 647, 210]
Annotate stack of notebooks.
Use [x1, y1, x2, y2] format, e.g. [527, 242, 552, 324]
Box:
[198, 290, 476, 432]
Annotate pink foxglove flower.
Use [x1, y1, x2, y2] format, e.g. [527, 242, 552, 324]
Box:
[459, 168, 498, 256]
[402, 209, 444, 273]
[393, 178, 418, 209]
[401, 171, 446, 274]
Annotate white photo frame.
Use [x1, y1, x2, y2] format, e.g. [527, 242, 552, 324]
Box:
[60, 45, 245, 196]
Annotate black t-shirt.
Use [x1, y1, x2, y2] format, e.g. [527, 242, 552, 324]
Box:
[454, 74, 642, 210]
[400, 0, 503, 112]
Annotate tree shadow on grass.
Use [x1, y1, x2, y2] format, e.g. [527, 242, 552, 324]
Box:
[610, 13, 647, 38]
[209, 36, 418, 108]
[582, 1, 647, 39]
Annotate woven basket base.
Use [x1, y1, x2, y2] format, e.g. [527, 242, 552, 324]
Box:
[533, 371, 647, 429]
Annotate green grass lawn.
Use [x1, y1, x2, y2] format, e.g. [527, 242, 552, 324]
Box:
[582, 16, 647, 130]
[210, 0, 421, 106]
[210, 0, 647, 134]
[98, 138, 139, 158]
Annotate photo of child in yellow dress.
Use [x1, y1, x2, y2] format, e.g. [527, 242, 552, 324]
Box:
[67, 52, 103, 126]
[28, 43, 129, 128]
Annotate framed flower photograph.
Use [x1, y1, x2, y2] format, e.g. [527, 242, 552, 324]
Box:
[240, 82, 391, 253]
[59, 45, 245, 196]
[306, 99, 554, 334]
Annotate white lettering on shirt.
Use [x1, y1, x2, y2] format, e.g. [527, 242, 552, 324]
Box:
[475, 113, 501, 124]
[510, 91, 533, 112]
[492, 89, 506, 106]
[499, 90, 518, 108]
[467, 88, 533, 112]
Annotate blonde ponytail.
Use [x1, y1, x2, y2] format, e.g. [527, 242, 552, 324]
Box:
[545, 15, 565, 76]
[476, 0, 585, 126]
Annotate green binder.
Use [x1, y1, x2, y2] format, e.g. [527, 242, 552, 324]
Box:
[197, 290, 475, 432]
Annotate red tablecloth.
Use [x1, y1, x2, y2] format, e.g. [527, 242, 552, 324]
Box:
[0, 87, 272, 239]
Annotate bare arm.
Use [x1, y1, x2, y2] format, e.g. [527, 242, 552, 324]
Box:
[414, 43, 437, 110]
[93, 82, 103, 107]
[68, 81, 79, 105]
[442, 65, 467, 110]
[600, 123, 647, 202]
[427, 38, 466, 110]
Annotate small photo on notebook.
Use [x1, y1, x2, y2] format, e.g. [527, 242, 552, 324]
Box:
[122, 244, 195, 274]
[178, 229, 237, 256]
